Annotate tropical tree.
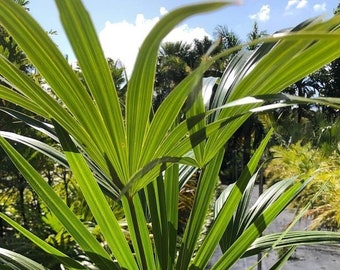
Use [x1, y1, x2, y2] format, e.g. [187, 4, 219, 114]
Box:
[319, 38, 340, 120]
[1, 1, 340, 270]
[214, 25, 241, 60]
[283, 75, 322, 123]
[155, 37, 225, 107]
[247, 21, 267, 50]
[191, 36, 227, 77]
[190, 36, 217, 71]
[159, 41, 192, 67]
[155, 41, 192, 107]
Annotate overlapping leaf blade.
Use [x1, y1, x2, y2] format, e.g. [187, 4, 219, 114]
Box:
[246, 231, 340, 256]
[0, 0, 99, 131]
[0, 131, 68, 167]
[211, 179, 309, 270]
[55, 0, 128, 182]
[0, 0, 118, 185]
[189, 129, 273, 269]
[0, 136, 117, 269]
[141, 61, 213, 166]
[0, 85, 48, 118]
[0, 213, 86, 269]
[126, 1, 234, 175]
[203, 16, 340, 165]
[54, 123, 138, 270]
[177, 150, 225, 270]
[0, 248, 46, 270]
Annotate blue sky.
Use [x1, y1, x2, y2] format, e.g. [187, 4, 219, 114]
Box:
[28, 0, 338, 74]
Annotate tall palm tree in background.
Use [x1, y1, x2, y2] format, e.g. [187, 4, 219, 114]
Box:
[155, 36, 231, 107]
[157, 41, 192, 85]
[214, 25, 241, 59]
[247, 21, 267, 50]
[154, 41, 192, 108]
[191, 36, 227, 77]
[155, 27, 242, 95]
[284, 75, 321, 123]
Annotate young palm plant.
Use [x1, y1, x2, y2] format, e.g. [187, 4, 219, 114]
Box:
[1, 0, 340, 269]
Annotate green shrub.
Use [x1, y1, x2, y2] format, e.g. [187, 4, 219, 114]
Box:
[264, 141, 340, 230]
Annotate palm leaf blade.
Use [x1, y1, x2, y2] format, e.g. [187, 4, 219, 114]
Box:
[0, 213, 86, 269]
[0, 248, 46, 270]
[190, 129, 273, 269]
[54, 123, 138, 270]
[55, 0, 128, 181]
[126, 1, 234, 174]
[0, 136, 116, 269]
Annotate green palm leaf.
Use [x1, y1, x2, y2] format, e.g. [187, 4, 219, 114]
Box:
[54, 123, 138, 270]
[189, 129, 273, 269]
[0, 248, 46, 270]
[211, 179, 308, 270]
[0, 136, 117, 269]
[55, 0, 128, 182]
[246, 231, 340, 256]
[126, 2, 234, 175]
[0, 213, 86, 269]
[203, 16, 340, 164]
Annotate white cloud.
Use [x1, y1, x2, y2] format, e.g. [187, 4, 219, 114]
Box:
[296, 0, 307, 8]
[249, 5, 270, 21]
[160, 7, 168, 16]
[313, 3, 326, 12]
[286, 0, 297, 10]
[285, 0, 308, 10]
[99, 9, 209, 76]
[163, 25, 209, 44]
